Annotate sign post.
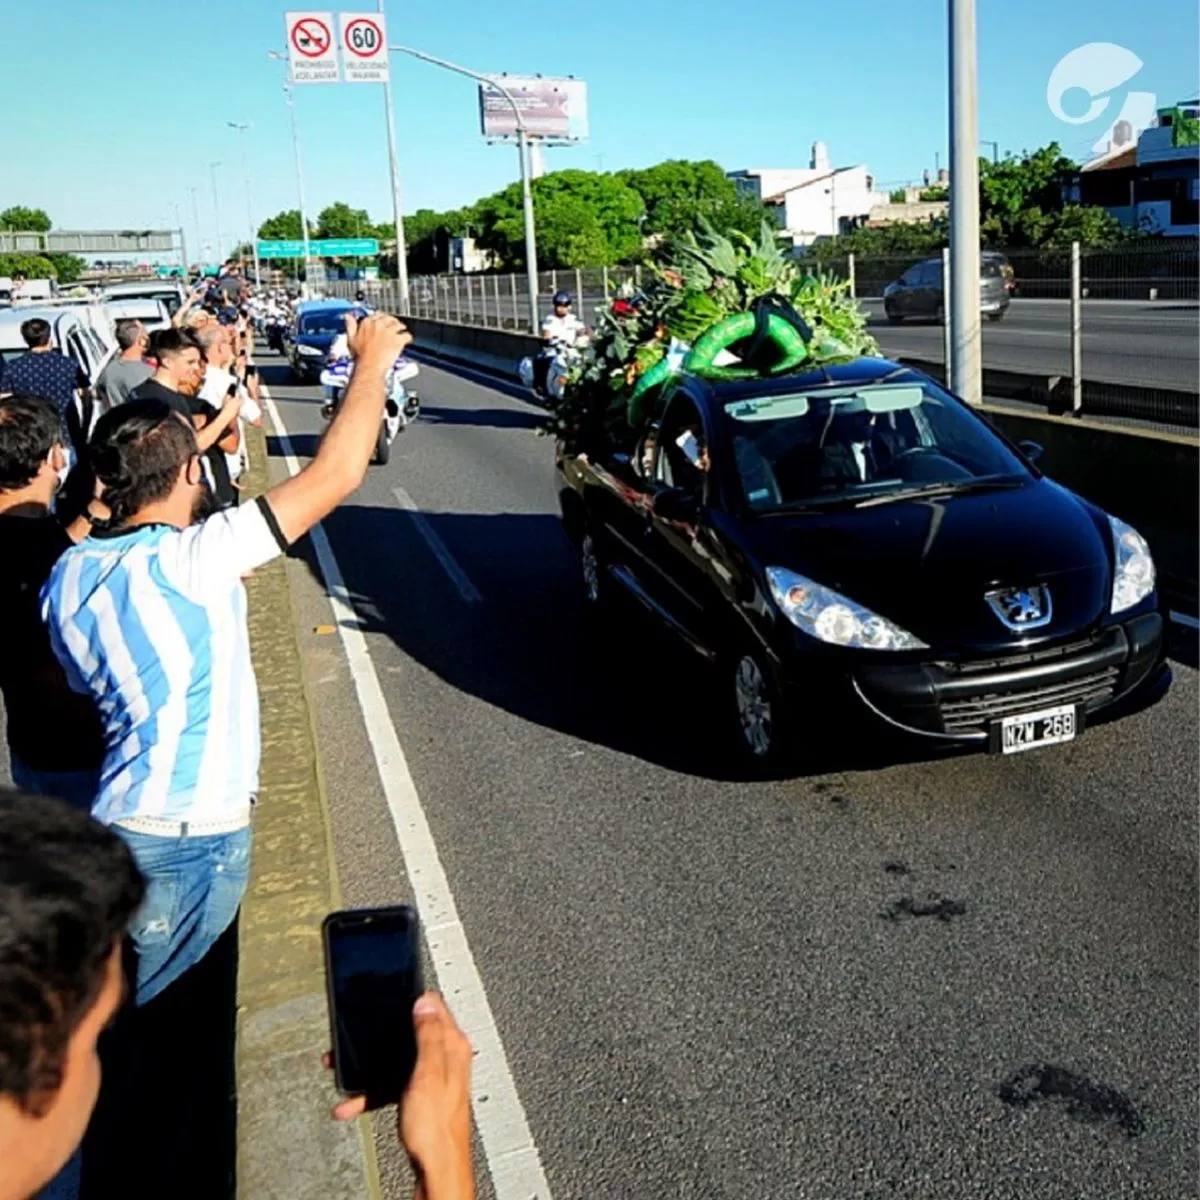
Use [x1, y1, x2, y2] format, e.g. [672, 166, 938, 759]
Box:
[285, 12, 340, 83]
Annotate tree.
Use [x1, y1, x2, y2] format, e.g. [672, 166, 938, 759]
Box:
[45, 253, 85, 283]
[978, 143, 1079, 246]
[316, 202, 376, 240]
[0, 206, 52, 232]
[618, 160, 765, 241]
[0, 253, 57, 278]
[476, 170, 645, 268]
[257, 209, 314, 240]
[888, 188, 907, 203]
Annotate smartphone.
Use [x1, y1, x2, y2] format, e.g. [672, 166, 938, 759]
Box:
[245, 364, 257, 378]
[322, 905, 422, 1106]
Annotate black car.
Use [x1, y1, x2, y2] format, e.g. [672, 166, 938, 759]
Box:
[883, 255, 1010, 323]
[556, 358, 1167, 765]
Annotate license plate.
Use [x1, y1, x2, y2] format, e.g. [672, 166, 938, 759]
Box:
[992, 703, 1078, 755]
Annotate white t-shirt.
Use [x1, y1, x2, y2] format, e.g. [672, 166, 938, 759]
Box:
[541, 312, 585, 348]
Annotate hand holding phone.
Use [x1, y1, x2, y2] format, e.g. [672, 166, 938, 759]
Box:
[323, 905, 423, 1108]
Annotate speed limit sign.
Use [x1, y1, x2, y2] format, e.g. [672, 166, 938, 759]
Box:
[339, 12, 389, 82]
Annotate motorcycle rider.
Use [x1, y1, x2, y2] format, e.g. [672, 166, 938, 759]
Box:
[536, 291, 585, 392]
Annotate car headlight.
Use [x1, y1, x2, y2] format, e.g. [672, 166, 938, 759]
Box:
[298, 343, 322, 356]
[765, 567, 927, 651]
[1109, 516, 1155, 613]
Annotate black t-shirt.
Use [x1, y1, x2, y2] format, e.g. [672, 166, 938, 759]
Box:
[0, 515, 104, 771]
[129, 377, 194, 420]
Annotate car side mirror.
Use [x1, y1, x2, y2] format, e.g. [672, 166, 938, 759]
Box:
[1018, 439, 1044, 463]
[652, 486, 700, 523]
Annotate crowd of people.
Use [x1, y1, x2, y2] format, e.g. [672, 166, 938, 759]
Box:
[0, 262, 475, 1200]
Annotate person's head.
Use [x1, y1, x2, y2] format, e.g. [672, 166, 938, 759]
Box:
[19, 319, 51, 351]
[0, 395, 68, 506]
[196, 324, 233, 369]
[150, 329, 205, 396]
[552, 291, 572, 318]
[0, 791, 143, 1200]
[113, 319, 148, 358]
[88, 398, 208, 528]
[354, 289, 366, 303]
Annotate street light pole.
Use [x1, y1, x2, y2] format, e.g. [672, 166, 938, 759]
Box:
[171, 202, 188, 275]
[189, 187, 202, 271]
[209, 161, 224, 265]
[269, 52, 314, 296]
[948, 0, 982, 404]
[228, 122, 262, 287]
[377, 0, 409, 310]
[981, 139, 999, 164]
[388, 44, 540, 331]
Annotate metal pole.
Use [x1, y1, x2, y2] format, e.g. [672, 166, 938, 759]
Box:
[948, 0, 982, 404]
[229, 123, 262, 287]
[602, 264, 610, 303]
[466, 275, 475, 323]
[454, 276, 461, 322]
[847, 251, 856, 299]
[480, 275, 489, 327]
[574, 267, 583, 313]
[518, 129, 539, 332]
[178, 226, 188, 276]
[189, 187, 202, 272]
[284, 83, 313, 297]
[493, 274, 501, 329]
[509, 272, 518, 331]
[209, 162, 224, 263]
[1070, 240, 1082, 413]
[941, 245, 953, 389]
[378, 2, 410, 312]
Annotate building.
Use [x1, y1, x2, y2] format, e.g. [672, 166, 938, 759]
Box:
[1067, 102, 1199, 237]
[728, 143, 888, 246]
[448, 236, 494, 274]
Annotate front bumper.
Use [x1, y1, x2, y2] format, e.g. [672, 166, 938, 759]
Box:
[847, 612, 1164, 743]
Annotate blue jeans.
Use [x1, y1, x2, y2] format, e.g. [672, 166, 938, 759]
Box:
[9, 756, 99, 812]
[115, 826, 252, 1006]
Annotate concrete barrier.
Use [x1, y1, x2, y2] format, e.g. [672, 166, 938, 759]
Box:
[391, 313, 1198, 608]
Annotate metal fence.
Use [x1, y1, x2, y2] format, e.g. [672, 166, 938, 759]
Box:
[328, 241, 1198, 435]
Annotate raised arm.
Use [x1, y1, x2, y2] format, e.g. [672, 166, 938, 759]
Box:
[263, 313, 410, 544]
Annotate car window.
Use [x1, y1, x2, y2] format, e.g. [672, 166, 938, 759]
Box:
[653, 393, 709, 497]
[721, 381, 1030, 512]
[899, 266, 920, 286]
[299, 311, 349, 335]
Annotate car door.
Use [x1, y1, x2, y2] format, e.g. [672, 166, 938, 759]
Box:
[894, 265, 921, 316]
[640, 389, 727, 657]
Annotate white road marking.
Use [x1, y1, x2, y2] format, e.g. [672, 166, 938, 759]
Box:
[391, 486, 482, 604]
[1170, 610, 1200, 631]
[260, 384, 553, 1200]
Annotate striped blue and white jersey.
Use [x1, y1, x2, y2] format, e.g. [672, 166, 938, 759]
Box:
[41, 498, 289, 827]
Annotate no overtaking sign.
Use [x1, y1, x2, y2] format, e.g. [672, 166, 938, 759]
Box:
[285, 11, 339, 83]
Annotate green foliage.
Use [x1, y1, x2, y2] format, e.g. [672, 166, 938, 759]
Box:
[919, 186, 948, 202]
[1171, 109, 1199, 147]
[617, 160, 766, 242]
[0, 206, 52, 232]
[0, 253, 57, 278]
[545, 222, 879, 441]
[45, 253, 84, 283]
[316, 202, 376, 240]
[257, 210, 314, 240]
[888, 188, 907, 203]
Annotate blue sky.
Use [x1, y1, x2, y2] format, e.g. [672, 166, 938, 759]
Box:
[5, 0, 1196, 261]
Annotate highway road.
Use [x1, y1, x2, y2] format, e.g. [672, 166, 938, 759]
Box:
[261, 351, 1198, 1200]
[400, 288, 1198, 393]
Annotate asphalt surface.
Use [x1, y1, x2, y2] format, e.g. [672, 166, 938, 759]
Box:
[401, 291, 1198, 393]
[264, 352, 1198, 1200]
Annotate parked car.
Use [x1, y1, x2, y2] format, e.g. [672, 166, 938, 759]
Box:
[556, 357, 1167, 766]
[103, 297, 171, 333]
[883, 256, 1009, 323]
[984, 250, 1017, 296]
[0, 305, 117, 438]
[284, 298, 357, 381]
[101, 279, 187, 318]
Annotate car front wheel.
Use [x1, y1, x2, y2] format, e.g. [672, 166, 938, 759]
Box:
[731, 649, 788, 765]
[885, 303, 903, 325]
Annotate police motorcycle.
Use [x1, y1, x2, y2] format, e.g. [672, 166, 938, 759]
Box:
[518, 291, 589, 404]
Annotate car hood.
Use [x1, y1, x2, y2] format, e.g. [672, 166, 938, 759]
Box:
[739, 479, 1114, 652]
[297, 332, 335, 350]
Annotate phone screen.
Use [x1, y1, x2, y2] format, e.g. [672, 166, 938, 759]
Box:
[324, 906, 422, 1104]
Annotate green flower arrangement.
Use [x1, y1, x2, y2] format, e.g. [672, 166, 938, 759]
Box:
[543, 222, 879, 442]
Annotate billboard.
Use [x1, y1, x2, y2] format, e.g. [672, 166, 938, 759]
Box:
[478, 76, 588, 141]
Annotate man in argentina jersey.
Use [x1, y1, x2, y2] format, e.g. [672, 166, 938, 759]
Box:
[43, 312, 412, 1005]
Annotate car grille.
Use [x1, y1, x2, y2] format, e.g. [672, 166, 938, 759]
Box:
[934, 635, 1103, 676]
[939, 666, 1121, 734]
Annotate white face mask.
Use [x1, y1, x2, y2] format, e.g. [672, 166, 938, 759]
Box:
[50, 446, 70, 494]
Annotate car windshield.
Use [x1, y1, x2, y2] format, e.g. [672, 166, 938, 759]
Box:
[721, 380, 1030, 513]
[300, 311, 348, 335]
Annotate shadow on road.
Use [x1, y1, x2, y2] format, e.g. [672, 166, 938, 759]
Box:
[419, 404, 547, 432]
[279, 497, 970, 782]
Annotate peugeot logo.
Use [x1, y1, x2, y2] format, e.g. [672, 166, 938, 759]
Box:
[986, 585, 1053, 632]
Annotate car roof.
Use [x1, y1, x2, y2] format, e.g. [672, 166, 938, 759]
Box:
[296, 298, 354, 314]
[0, 306, 87, 347]
[695, 356, 921, 407]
